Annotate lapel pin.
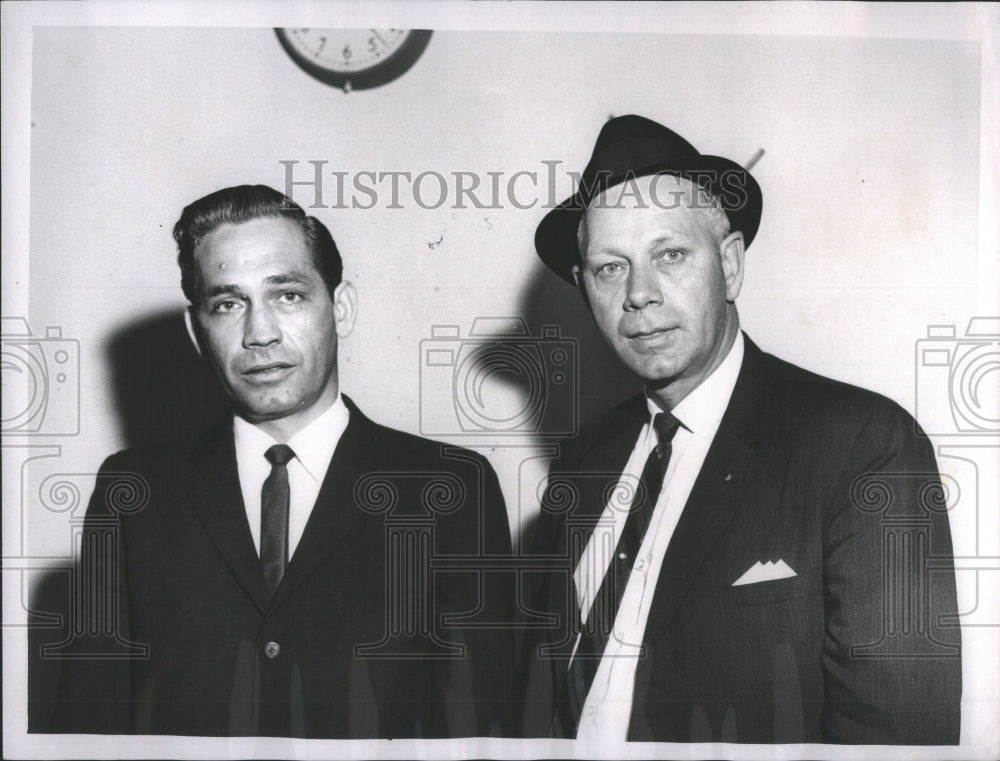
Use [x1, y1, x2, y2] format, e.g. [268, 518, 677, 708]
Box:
[725, 473, 733, 482]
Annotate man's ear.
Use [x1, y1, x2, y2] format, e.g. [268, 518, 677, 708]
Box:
[719, 230, 746, 303]
[184, 306, 204, 358]
[333, 280, 358, 339]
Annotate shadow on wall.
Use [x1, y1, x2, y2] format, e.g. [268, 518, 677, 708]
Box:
[28, 309, 227, 731]
[518, 264, 637, 426]
[106, 308, 230, 448]
[27, 565, 71, 732]
[514, 263, 638, 553]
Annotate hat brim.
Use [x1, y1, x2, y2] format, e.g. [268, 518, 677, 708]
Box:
[535, 156, 762, 285]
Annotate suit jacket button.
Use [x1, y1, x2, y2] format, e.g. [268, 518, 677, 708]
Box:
[264, 641, 281, 659]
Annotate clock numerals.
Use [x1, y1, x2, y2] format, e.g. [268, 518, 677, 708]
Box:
[276, 28, 432, 91]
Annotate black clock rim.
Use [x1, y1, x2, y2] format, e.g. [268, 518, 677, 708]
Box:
[275, 28, 432, 90]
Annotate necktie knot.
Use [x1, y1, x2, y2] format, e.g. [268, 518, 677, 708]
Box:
[652, 412, 681, 451]
[265, 444, 295, 467]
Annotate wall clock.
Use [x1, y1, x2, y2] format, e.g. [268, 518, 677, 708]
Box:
[275, 28, 432, 92]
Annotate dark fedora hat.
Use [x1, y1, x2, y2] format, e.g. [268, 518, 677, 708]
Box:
[535, 114, 762, 284]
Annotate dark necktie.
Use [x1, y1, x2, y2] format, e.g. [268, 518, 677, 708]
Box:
[557, 412, 681, 736]
[261, 444, 295, 596]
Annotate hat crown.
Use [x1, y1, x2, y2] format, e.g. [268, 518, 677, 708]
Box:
[590, 115, 699, 169]
[582, 116, 701, 206]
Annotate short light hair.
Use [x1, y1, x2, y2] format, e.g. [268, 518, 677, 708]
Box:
[576, 175, 732, 263]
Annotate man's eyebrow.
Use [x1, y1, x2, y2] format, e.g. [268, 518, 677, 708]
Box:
[199, 272, 316, 301]
[585, 245, 627, 258]
[264, 271, 313, 287]
[649, 233, 690, 246]
[202, 283, 244, 299]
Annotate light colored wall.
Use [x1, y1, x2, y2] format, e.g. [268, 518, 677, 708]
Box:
[25, 28, 983, 531]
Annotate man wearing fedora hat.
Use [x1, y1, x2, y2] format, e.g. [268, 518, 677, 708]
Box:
[524, 115, 961, 744]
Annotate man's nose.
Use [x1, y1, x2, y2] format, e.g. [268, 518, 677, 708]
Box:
[242, 303, 281, 348]
[624, 263, 662, 311]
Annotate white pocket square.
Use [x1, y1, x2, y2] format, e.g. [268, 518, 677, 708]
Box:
[732, 559, 797, 586]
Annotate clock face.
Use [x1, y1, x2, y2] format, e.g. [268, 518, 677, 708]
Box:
[276, 28, 432, 92]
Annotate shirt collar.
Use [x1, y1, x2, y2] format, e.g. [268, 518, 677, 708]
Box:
[232, 395, 351, 481]
[646, 331, 744, 434]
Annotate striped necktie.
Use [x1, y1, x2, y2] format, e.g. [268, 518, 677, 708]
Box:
[557, 412, 681, 736]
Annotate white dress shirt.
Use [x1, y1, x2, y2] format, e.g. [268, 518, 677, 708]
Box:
[572, 332, 744, 744]
[233, 395, 350, 559]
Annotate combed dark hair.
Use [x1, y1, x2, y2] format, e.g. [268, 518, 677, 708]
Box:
[173, 185, 343, 303]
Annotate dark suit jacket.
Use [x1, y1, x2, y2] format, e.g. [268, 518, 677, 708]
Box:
[51, 396, 515, 737]
[523, 335, 961, 744]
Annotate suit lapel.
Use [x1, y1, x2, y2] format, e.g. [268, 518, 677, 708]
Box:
[641, 429, 754, 637]
[545, 394, 646, 658]
[567, 395, 647, 564]
[642, 335, 768, 638]
[186, 418, 271, 614]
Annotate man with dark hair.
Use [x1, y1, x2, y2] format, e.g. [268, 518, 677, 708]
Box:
[523, 116, 961, 745]
[174, 185, 344, 303]
[52, 185, 515, 738]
